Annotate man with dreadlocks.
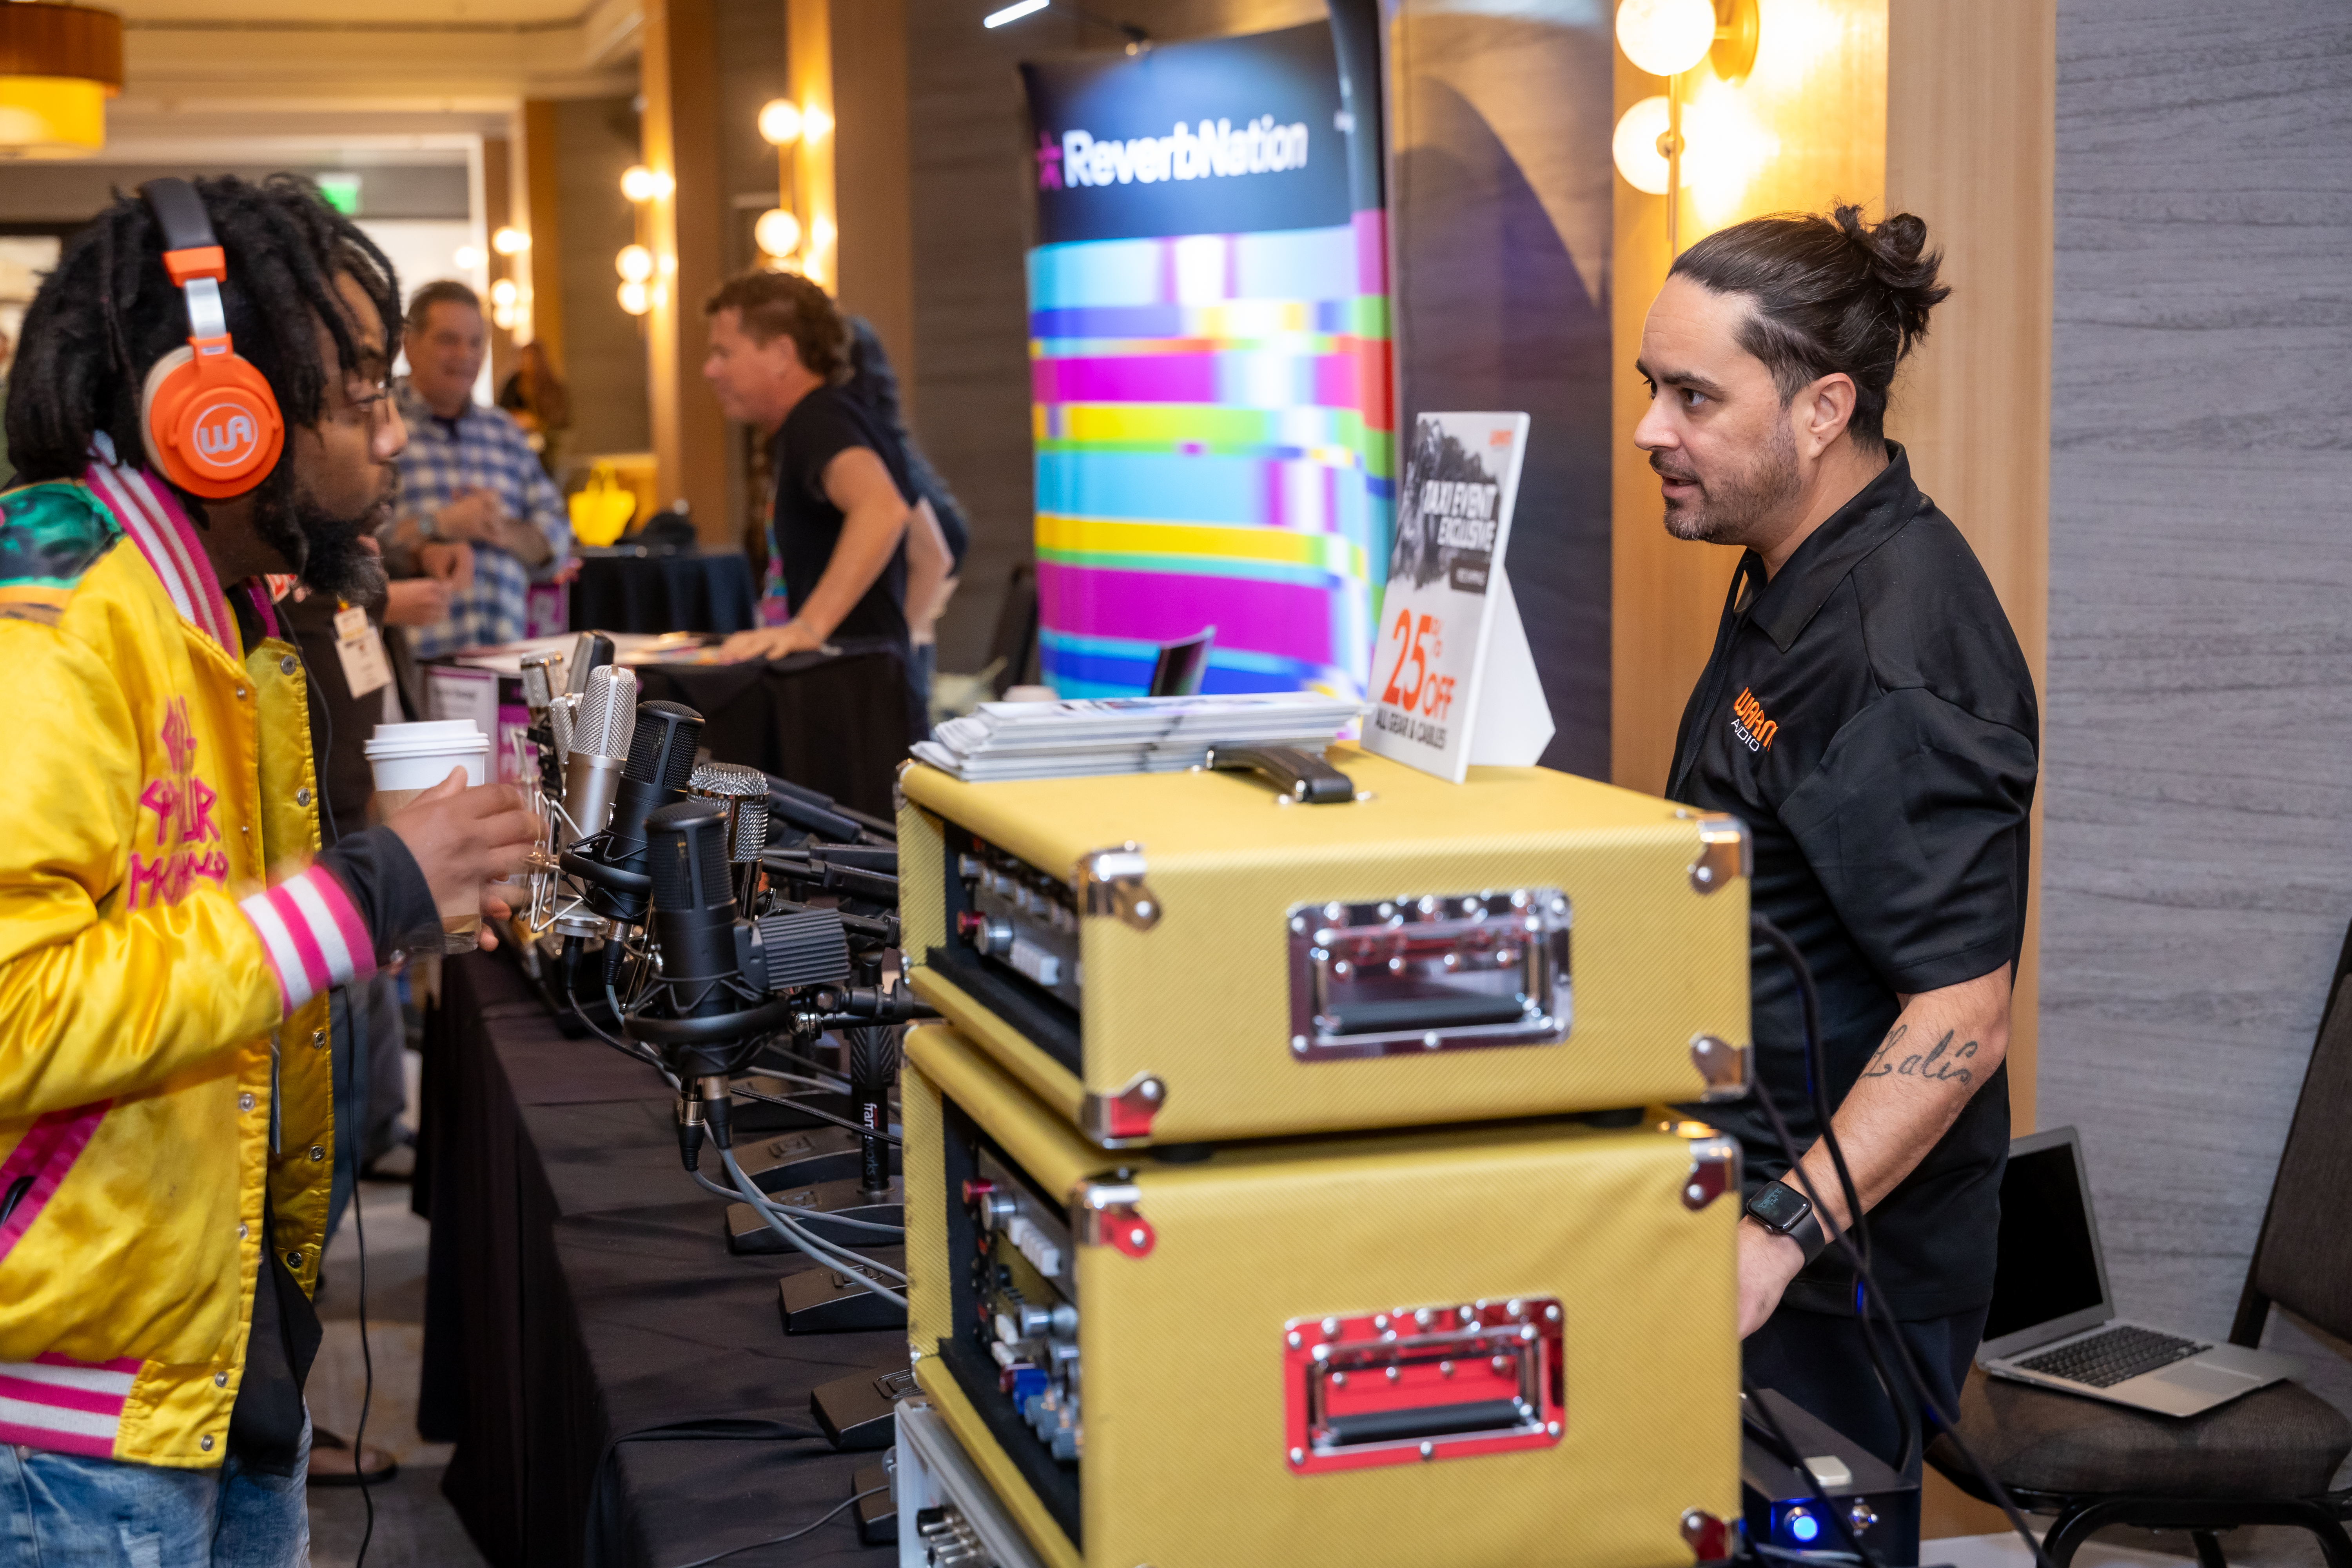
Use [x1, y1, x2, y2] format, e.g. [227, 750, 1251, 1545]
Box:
[0, 175, 539, 1562]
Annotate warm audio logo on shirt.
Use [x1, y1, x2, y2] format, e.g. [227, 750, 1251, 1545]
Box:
[1731, 687, 1778, 752]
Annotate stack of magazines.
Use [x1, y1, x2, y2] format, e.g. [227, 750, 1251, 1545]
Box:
[910, 692, 1363, 783]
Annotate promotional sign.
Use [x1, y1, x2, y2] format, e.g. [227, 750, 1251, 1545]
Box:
[1022, 19, 1392, 699]
[1363, 412, 1553, 782]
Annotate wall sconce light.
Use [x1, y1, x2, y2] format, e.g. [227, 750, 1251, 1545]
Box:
[1611, 96, 1674, 196]
[491, 225, 530, 256]
[617, 279, 650, 316]
[758, 98, 803, 146]
[1610, 0, 1758, 253]
[1615, 0, 1713, 76]
[620, 164, 673, 203]
[754, 207, 802, 259]
[490, 278, 519, 309]
[615, 244, 653, 284]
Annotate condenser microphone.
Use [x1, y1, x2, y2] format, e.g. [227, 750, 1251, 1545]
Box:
[565, 630, 616, 697]
[548, 692, 577, 767]
[608, 701, 703, 863]
[562, 665, 636, 841]
[640, 800, 852, 1169]
[689, 761, 771, 902]
[518, 649, 565, 720]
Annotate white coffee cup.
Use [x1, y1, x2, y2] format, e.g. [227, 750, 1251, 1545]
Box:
[365, 720, 494, 953]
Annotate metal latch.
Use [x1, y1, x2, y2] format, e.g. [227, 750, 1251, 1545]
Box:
[1078, 844, 1161, 930]
[1667, 1125, 1741, 1210]
[1689, 813, 1751, 893]
[1689, 1033, 1751, 1102]
[1072, 1182, 1155, 1258]
[1079, 1072, 1165, 1147]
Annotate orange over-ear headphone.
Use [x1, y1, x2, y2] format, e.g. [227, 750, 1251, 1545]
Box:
[139, 178, 284, 499]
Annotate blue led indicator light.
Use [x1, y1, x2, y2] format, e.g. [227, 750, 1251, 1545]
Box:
[1787, 1508, 1820, 1543]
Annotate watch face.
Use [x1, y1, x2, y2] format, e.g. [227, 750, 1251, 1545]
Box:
[1749, 1181, 1809, 1231]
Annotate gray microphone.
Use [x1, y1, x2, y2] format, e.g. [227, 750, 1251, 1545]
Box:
[563, 665, 637, 841]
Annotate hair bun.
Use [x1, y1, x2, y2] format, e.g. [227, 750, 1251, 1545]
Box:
[1832, 203, 1949, 350]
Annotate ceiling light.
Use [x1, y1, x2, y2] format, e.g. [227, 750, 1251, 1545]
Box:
[984, 0, 1049, 25]
[1615, 0, 1715, 78]
[0, 4, 123, 159]
[758, 98, 802, 145]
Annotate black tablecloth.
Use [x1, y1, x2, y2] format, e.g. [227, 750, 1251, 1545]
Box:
[633, 639, 912, 820]
[416, 953, 903, 1568]
[571, 552, 760, 635]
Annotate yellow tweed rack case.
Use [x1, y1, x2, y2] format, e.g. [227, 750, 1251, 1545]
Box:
[898, 745, 1752, 1147]
[901, 1023, 1745, 1568]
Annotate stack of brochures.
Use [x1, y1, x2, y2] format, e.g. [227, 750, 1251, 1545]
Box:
[910, 692, 1362, 783]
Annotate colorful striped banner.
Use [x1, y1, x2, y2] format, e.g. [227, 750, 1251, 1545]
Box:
[1031, 211, 1392, 699]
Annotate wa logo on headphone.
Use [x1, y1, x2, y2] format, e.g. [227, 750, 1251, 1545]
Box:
[190, 399, 261, 468]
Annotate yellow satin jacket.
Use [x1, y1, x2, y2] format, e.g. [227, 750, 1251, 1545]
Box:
[0, 466, 370, 1469]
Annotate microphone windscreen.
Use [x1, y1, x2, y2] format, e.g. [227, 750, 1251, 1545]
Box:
[577, 666, 639, 763]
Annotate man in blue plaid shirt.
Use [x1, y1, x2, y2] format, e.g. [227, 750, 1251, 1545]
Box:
[383, 281, 572, 657]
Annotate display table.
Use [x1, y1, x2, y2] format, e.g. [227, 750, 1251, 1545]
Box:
[570, 550, 760, 636]
[631, 639, 913, 821]
[416, 952, 900, 1568]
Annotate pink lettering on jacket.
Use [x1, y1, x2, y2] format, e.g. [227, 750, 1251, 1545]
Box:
[126, 697, 229, 909]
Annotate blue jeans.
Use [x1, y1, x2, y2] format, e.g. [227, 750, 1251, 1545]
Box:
[0, 1416, 309, 1567]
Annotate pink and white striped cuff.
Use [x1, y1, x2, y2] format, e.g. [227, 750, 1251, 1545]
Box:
[238, 864, 374, 1015]
[0, 1354, 140, 1459]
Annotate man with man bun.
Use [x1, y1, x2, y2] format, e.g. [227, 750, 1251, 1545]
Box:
[1635, 206, 2038, 1544]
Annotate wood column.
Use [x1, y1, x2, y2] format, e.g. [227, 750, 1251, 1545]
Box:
[786, 0, 837, 294]
[830, 0, 914, 405]
[521, 98, 568, 379]
[483, 135, 519, 390]
[1887, 2, 2055, 1533]
[642, 0, 731, 544]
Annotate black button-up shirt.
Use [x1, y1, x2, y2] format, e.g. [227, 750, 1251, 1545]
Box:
[1667, 447, 2039, 1319]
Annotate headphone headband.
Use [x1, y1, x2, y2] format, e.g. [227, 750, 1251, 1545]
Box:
[142, 177, 220, 254]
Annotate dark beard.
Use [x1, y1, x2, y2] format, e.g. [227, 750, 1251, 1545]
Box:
[1657, 416, 1801, 547]
[251, 468, 388, 605]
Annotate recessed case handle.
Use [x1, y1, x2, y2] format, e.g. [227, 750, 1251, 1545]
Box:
[1204, 745, 1354, 804]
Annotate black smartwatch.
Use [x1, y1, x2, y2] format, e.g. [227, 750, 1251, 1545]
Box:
[1745, 1178, 1829, 1265]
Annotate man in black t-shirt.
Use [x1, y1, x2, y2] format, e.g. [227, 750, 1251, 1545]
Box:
[702, 271, 914, 690]
[1633, 207, 2037, 1533]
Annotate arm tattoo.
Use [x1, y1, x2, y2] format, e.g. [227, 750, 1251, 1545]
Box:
[1859, 1024, 1976, 1090]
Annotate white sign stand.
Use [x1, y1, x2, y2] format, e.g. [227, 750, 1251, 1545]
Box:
[1363, 411, 1552, 781]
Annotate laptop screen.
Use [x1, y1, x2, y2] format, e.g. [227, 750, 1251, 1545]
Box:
[1983, 1140, 2110, 1343]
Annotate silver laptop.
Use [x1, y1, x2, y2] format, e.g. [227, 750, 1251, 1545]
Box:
[1978, 1126, 2298, 1416]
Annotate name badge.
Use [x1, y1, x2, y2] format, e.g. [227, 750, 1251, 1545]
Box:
[334, 603, 392, 697]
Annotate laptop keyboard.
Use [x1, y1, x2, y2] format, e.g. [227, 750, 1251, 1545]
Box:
[2015, 1324, 2208, 1388]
